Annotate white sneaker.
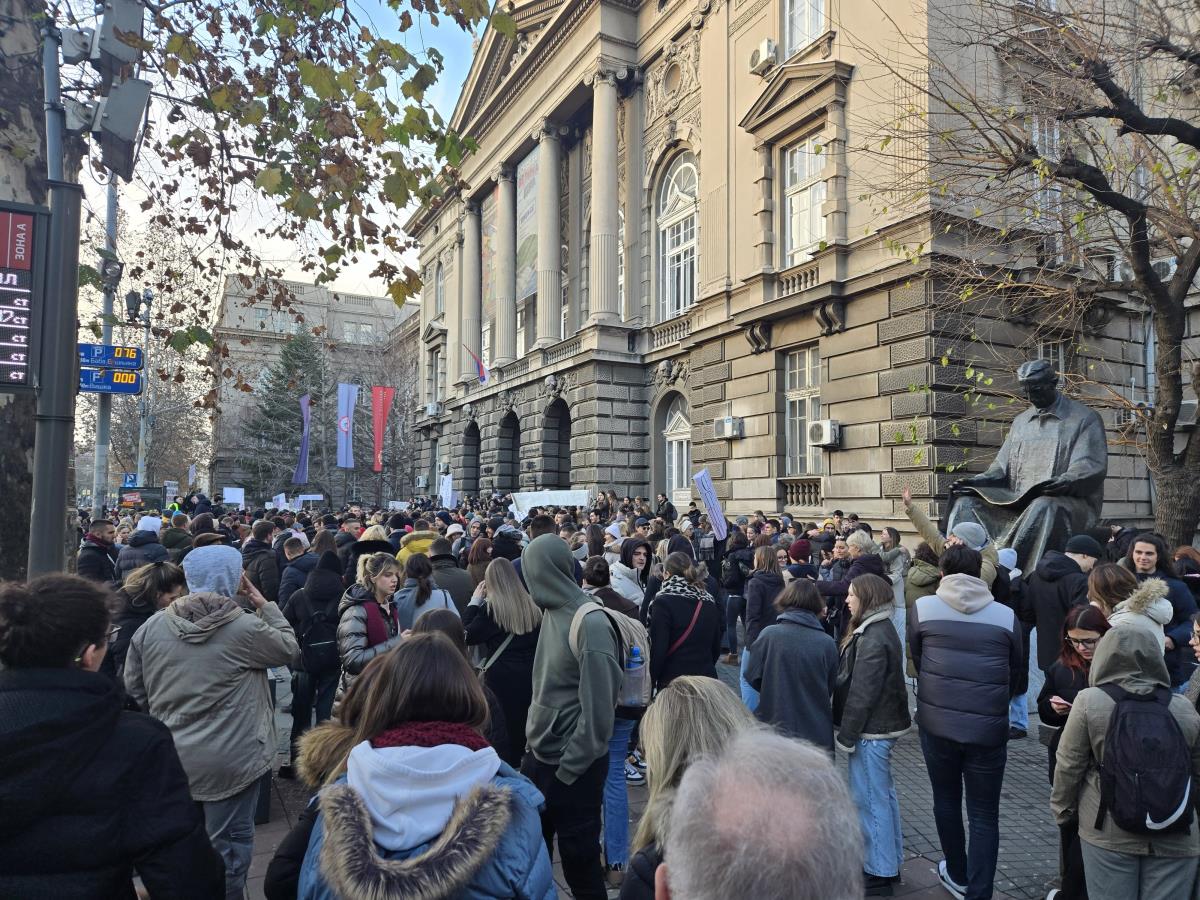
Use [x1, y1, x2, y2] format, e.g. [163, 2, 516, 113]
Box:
[624, 760, 646, 785]
[1046, 890, 1060, 900]
[628, 750, 646, 770]
[938, 861, 966, 900]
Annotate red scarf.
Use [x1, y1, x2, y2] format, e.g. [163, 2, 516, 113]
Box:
[371, 721, 489, 752]
[363, 598, 397, 649]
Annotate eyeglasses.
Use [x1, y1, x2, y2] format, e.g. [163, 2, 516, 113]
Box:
[1068, 636, 1099, 649]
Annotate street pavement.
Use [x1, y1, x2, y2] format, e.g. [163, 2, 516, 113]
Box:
[249, 655, 1059, 900]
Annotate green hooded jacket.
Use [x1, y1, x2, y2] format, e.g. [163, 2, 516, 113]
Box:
[522, 534, 621, 784]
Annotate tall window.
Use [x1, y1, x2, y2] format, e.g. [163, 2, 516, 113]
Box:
[516, 302, 527, 355]
[1037, 338, 1075, 378]
[784, 344, 822, 476]
[783, 135, 827, 267]
[428, 348, 441, 404]
[434, 262, 445, 316]
[657, 153, 699, 322]
[786, 0, 825, 57]
[663, 395, 692, 497]
[1031, 114, 1063, 262]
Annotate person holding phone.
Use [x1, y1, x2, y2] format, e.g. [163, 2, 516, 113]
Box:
[1036, 604, 1110, 900]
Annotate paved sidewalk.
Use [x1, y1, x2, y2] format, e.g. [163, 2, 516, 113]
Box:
[251, 661, 1059, 900]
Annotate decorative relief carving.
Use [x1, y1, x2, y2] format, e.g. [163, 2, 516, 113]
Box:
[646, 31, 701, 126]
[654, 357, 691, 386]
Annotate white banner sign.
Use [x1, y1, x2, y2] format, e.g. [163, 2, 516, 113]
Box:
[692, 468, 727, 541]
[387, 500, 410, 511]
[439, 473, 455, 509]
[515, 150, 538, 300]
[296, 493, 324, 505]
[510, 490, 592, 519]
[271, 492, 290, 509]
[222, 487, 245, 508]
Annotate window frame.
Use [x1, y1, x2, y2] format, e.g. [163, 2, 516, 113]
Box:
[782, 133, 827, 267]
[784, 344, 822, 477]
[656, 153, 699, 323]
[785, 0, 826, 59]
[434, 262, 445, 316]
[662, 396, 692, 496]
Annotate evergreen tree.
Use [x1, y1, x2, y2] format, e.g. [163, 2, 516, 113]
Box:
[236, 331, 334, 503]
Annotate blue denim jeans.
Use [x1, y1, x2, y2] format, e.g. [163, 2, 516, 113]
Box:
[202, 778, 261, 900]
[919, 730, 1007, 900]
[1008, 693, 1028, 730]
[603, 717, 635, 867]
[739, 648, 760, 712]
[847, 738, 903, 878]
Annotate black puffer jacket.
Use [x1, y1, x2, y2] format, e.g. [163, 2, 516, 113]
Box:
[1025, 551, 1089, 671]
[241, 538, 282, 603]
[336, 583, 401, 697]
[619, 843, 661, 900]
[0, 668, 224, 899]
[286, 551, 347, 674]
[76, 536, 119, 585]
[114, 530, 168, 582]
[99, 588, 157, 685]
[833, 613, 911, 749]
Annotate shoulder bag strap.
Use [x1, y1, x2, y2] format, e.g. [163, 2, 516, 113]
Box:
[477, 633, 515, 676]
[667, 598, 705, 658]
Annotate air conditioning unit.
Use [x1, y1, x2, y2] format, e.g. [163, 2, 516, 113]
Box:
[749, 38, 776, 76]
[713, 416, 744, 439]
[808, 419, 841, 447]
[424, 401, 443, 417]
[415, 475, 428, 489]
[1152, 257, 1178, 281]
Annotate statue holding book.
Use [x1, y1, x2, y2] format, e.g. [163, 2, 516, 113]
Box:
[946, 358, 1108, 570]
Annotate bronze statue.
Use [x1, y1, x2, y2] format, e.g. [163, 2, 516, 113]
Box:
[946, 358, 1108, 570]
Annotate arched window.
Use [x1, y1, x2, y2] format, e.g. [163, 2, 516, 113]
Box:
[663, 394, 692, 497]
[434, 262, 445, 316]
[657, 153, 698, 322]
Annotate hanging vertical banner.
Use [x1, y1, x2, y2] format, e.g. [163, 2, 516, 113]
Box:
[371, 385, 395, 473]
[292, 393, 312, 484]
[440, 472, 454, 509]
[336, 383, 359, 469]
[692, 468, 728, 541]
[515, 150, 538, 300]
[187, 462, 197, 486]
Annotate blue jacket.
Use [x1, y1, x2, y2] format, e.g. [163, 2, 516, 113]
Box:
[1140, 571, 1199, 687]
[297, 764, 555, 900]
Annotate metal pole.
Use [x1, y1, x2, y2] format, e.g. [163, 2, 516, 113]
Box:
[135, 310, 150, 485]
[28, 24, 81, 576]
[91, 179, 118, 519]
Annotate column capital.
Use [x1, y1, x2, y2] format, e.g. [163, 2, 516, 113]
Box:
[585, 62, 639, 91]
[493, 163, 515, 183]
[464, 199, 481, 216]
[531, 118, 568, 144]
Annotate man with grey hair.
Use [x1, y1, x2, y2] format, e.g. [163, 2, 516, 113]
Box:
[656, 731, 863, 900]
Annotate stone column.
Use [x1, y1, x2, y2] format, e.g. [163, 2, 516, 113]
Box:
[460, 202, 482, 383]
[588, 70, 620, 325]
[535, 121, 563, 349]
[493, 166, 517, 367]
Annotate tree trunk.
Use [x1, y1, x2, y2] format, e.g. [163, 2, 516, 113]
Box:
[0, 0, 47, 580]
[1153, 467, 1200, 551]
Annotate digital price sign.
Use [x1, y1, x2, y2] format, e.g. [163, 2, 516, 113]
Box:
[79, 368, 143, 395]
[78, 343, 144, 370]
[0, 208, 36, 387]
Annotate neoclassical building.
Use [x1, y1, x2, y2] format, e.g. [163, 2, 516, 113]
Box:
[407, 0, 1171, 529]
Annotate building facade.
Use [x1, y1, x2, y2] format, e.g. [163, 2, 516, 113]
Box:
[408, 0, 1185, 531]
[209, 276, 420, 503]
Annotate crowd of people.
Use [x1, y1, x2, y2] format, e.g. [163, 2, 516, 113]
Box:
[3, 490, 1200, 899]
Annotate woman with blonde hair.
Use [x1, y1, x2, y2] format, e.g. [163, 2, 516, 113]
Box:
[619, 677, 757, 900]
[833, 574, 911, 896]
[462, 556, 542, 766]
[335, 551, 402, 697]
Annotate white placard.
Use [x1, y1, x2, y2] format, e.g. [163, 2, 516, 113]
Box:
[387, 500, 410, 511]
[692, 468, 727, 541]
[296, 493, 324, 504]
[222, 487, 245, 508]
[271, 492, 288, 509]
[510, 490, 592, 519]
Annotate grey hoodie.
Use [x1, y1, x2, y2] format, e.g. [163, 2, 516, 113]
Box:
[522, 534, 622, 784]
[182, 545, 243, 597]
[1051, 628, 1200, 857]
[909, 572, 1022, 747]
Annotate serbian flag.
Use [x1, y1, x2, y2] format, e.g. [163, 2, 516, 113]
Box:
[336, 383, 358, 469]
[371, 386, 395, 473]
[463, 344, 489, 385]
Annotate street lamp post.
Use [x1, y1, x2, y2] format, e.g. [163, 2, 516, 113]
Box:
[126, 288, 153, 486]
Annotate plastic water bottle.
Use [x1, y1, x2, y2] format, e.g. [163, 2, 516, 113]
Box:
[620, 646, 649, 707]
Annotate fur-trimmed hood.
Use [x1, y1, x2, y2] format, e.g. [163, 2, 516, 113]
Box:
[317, 782, 511, 900]
[1114, 577, 1171, 621]
[296, 720, 357, 788]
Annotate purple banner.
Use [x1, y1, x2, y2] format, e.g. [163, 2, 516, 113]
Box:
[292, 393, 311, 484]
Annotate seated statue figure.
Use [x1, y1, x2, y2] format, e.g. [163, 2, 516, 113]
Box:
[947, 358, 1108, 570]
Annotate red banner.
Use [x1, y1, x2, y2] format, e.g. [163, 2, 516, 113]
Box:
[371, 386, 396, 473]
[0, 211, 33, 270]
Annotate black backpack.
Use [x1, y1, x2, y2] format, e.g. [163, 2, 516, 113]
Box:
[300, 597, 341, 674]
[1095, 684, 1194, 835]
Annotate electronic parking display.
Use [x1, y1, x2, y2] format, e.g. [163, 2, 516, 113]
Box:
[0, 209, 35, 387]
